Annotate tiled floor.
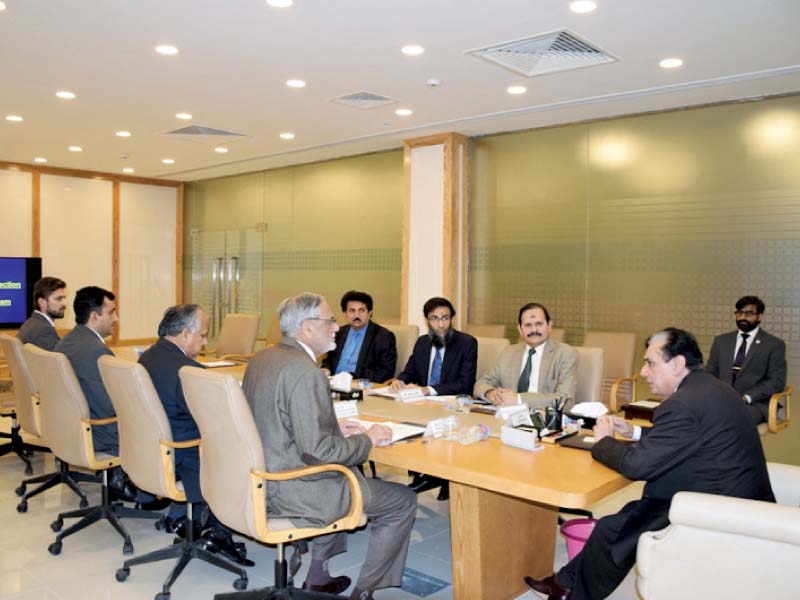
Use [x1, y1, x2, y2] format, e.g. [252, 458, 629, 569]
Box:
[0, 425, 644, 599]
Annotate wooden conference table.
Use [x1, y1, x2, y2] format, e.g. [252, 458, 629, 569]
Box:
[204, 362, 630, 600]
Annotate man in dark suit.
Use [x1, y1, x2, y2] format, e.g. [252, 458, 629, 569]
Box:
[322, 290, 397, 382]
[525, 327, 774, 600]
[17, 276, 67, 351]
[243, 293, 416, 599]
[706, 295, 787, 425]
[391, 297, 478, 396]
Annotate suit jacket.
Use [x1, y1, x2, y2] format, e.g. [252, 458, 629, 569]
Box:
[396, 330, 478, 396]
[592, 369, 774, 563]
[54, 324, 117, 453]
[17, 312, 60, 351]
[706, 328, 787, 418]
[473, 339, 578, 410]
[243, 337, 373, 526]
[321, 321, 397, 383]
[138, 337, 202, 442]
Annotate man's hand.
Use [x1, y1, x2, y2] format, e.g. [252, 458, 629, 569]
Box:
[389, 379, 409, 392]
[365, 424, 393, 447]
[338, 420, 367, 438]
[593, 416, 634, 441]
[488, 387, 518, 406]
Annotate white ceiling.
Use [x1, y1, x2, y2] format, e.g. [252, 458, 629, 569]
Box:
[2, 0, 800, 182]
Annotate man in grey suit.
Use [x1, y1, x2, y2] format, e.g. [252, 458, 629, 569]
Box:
[706, 295, 787, 425]
[474, 302, 578, 411]
[17, 276, 67, 351]
[242, 293, 417, 600]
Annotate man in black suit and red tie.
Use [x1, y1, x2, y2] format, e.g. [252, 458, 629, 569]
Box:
[706, 295, 787, 425]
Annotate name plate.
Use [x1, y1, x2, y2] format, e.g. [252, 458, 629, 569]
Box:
[396, 387, 425, 403]
[501, 425, 542, 452]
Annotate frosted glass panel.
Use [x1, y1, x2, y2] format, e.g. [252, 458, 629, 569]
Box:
[0, 170, 33, 256]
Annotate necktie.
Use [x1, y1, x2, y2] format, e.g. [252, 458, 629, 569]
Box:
[517, 348, 536, 392]
[429, 348, 443, 387]
[732, 333, 749, 382]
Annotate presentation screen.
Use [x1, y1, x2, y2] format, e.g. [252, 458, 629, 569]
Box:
[0, 257, 42, 329]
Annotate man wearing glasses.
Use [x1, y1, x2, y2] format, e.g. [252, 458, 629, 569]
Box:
[706, 295, 787, 425]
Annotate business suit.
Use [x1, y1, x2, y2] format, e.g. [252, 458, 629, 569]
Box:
[474, 339, 578, 410]
[396, 330, 478, 395]
[557, 370, 774, 599]
[17, 311, 60, 351]
[54, 324, 117, 453]
[706, 327, 787, 423]
[321, 321, 397, 382]
[243, 337, 416, 591]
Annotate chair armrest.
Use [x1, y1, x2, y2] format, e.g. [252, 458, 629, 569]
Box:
[218, 353, 255, 363]
[161, 437, 201, 450]
[78, 416, 121, 470]
[609, 373, 637, 412]
[81, 416, 119, 426]
[768, 385, 792, 433]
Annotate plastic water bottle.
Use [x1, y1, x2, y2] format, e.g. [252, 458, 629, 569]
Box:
[455, 424, 490, 446]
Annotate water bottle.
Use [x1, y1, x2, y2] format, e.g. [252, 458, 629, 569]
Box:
[455, 424, 490, 445]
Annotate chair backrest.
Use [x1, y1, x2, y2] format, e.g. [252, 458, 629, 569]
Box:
[180, 366, 266, 540]
[464, 324, 506, 339]
[23, 344, 94, 467]
[98, 356, 181, 500]
[574, 346, 604, 405]
[475, 336, 510, 381]
[216, 313, 261, 356]
[583, 331, 637, 405]
[0, 334, 40, 435]
[383, 323, 420, 378]
[549, 327, 566, 342]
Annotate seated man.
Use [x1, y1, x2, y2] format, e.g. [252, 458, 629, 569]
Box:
[474, 302, 578, 411]
[243, 293, 417, 600]
[17, 276, 68, 351]
[322, 290, 397, 382]
[525, 327, 775, 600]
[391, 297, 478, 396]
[138, 304, 253, 566]
[706, 295, 787, 425]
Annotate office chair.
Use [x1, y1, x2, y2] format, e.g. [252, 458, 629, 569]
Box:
[383, 323, 420, 378]
[583, 331, 637, 412]
[202, 313, 261, 362]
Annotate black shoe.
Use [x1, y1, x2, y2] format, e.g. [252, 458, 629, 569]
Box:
[408, 475, 444, 494]
[108, 486, 137, 504]
[301, 575, 351, 595]
[201, 529, 255, 567]
[136, 497, 171, 511]
[524, 574, 571, 599]
[436, 481, 450, 501]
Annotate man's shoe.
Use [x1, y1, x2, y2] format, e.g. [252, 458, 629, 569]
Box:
[301, 575, 351, 595]
[201, 529, 255, 567]
[108, 486, 137, 504]
[408, 475, 444, 494]
[524, 574, 570, 599]
[136, 497, 171, 511]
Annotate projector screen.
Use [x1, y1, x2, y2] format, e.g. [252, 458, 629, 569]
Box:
[0, 257, 42, 328]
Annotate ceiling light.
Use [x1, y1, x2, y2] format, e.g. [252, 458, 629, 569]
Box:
[5, 115, 23, 122]
[507, 85, 527, 94]
[68, 146, 82, 152]
[659, 57, 683, 69]
[0, 2, 6, 11]
[115, 130, 131, 137]
[401, 45, 425, 56]
[175, 112, 192, 120]
[395, 108, 413, 116]
[214, 146, 228, 154]
[286, 79, 306, 88]
[56, 90, 76, 100]
[122, 167, 135, 174]
[569, 1, 597, 14]
[162, 158, 175, 164]
[279, 132, 295, 140]
[266, 0, 293, 7]
[34, 157, 47, 163]
[155, 45, 179, 56]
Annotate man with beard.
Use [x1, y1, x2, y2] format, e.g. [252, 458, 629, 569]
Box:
[322, 290, 397, 383]
[17, 276, 68, 350]
[706, 295, 786, 425]
[243, 292, 417, 600]
[474, 302, 578, 411]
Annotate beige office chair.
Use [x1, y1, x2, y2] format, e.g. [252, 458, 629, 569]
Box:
[549, 327, 566, 342]
[98, 356, 247, 598]
[574, 347, 604, 405]
[179, 366, 365, 599]
[583, 331, 637, 411]
[384, 323, 420, 378]
[23, 344, 160, 555]
[464, 323, 506, 339]
[204, 313, 261, 362]
[475, 336, 511, 381]
[758, 385, 792, 435]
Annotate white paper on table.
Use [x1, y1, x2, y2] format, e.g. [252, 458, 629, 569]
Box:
[368, 386, 398, 398]
[628, 400, 660, 409]
[202, 360, 238, 368]
[570, 402, 609, 418]
[345, 418, 426, 444]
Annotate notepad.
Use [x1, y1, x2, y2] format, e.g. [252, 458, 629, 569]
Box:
[345, 418, 426, 444]
[201, 360, 238, 368]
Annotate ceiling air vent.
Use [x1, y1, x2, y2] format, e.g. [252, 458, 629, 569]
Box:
[466, 29, 616, 77]
[331, 91, 398, 110]
[163, 125, 245, 145]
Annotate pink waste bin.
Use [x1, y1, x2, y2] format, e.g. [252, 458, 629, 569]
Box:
[560, 518, 597, 560]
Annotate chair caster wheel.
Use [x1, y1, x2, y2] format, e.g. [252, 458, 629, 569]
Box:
[233, 577, 248, 591]
[24, 465, 33, 475]
[16, 501, 28, 513]
[51, 519, 63, 532]
[48, 541, 62, 555]
[115, 567, 130, 582]
[79, 498, 89, 509]
[155, 592, 170, 600]
[123, 541, 134, 555]
[15, 485, 26, 497]
[154, 517, 165, 531]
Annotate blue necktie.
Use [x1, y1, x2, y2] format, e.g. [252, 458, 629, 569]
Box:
[429, 348, 443, 387]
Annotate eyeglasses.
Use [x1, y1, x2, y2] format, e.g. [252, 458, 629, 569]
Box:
[306, 317, 337, 326]
[427, 315, 451, 323]
[734, 310, 759, 317]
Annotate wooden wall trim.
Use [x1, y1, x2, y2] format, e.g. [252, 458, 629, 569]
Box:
[111, 180, 120, 345]
[401, 145, 411, 323]
[31, 172, 41, 257]
[176, 184, 184, 303]
[0, 161, 181, 188]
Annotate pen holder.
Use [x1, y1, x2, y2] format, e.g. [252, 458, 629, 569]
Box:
[545, 405, 563, 432]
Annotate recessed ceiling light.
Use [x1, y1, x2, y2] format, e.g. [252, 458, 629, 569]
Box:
[507, 85, 527, 95]
[34, 157, 47, 164]
[401, 45, 425, 56]
[5, 115, 23, 122]
[569, 1, 597, 14]
[122, 167, 135, 174]
[0, 2, 6, 11]
[162, 158, 175, 164]
[266, 0, 293, 7]
[214, 146, 228, 154]
[279, 132, 295, 140]
[659, 57, 683, 69]
[115, 130, 131, 137]
[56, 90, 76, 100]
[395, 108, 413, 116]
[286, 79, 306, 88]
[68, 146, 82, 152]
[155, 45, 179, 56]
[175, 112, 192, 120]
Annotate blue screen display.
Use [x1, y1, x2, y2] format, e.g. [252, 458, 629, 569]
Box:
[0, 258, 32, 326]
